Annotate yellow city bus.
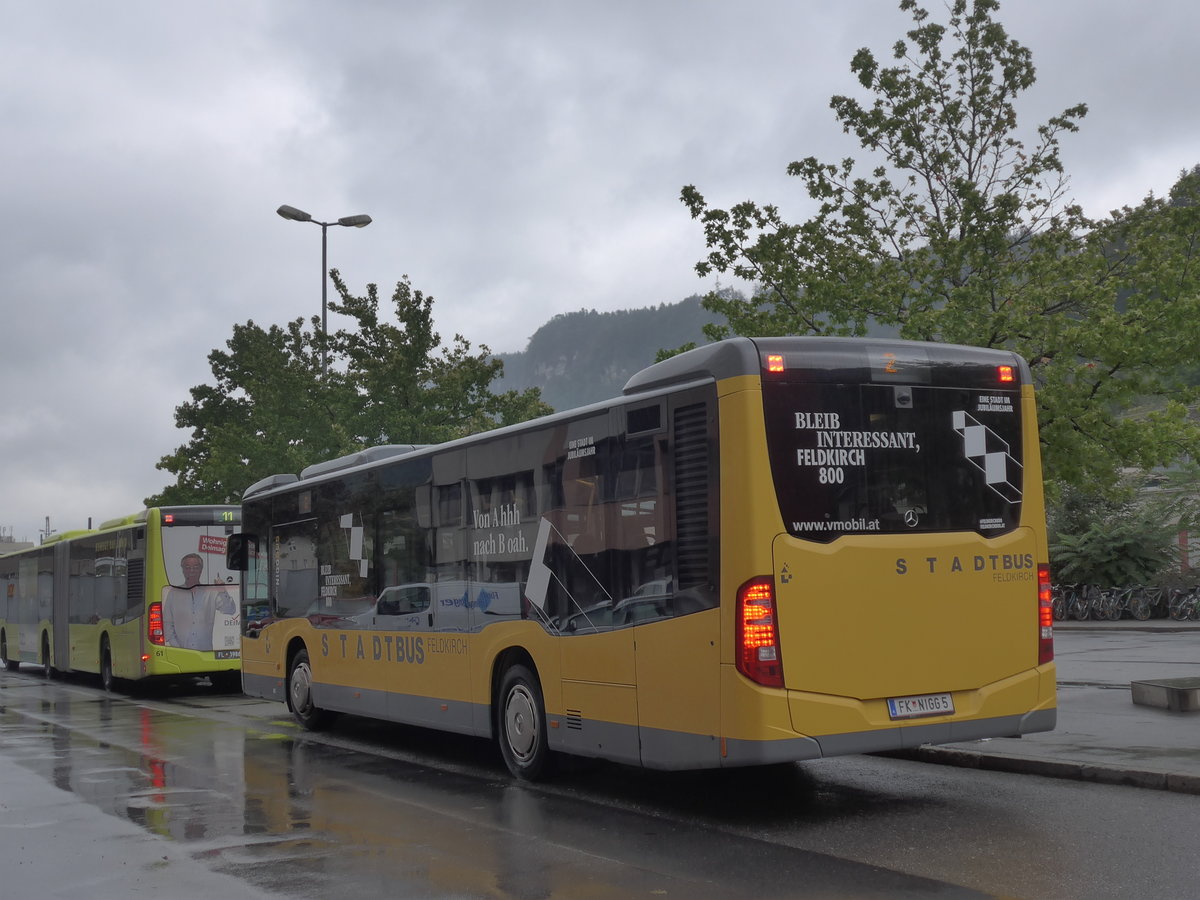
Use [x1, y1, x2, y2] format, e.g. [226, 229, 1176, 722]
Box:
[0, 506, 242, 690]
[230, 337, 1056, 779]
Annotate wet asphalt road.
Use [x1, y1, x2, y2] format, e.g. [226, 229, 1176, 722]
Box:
[0, 666, 1196, 899]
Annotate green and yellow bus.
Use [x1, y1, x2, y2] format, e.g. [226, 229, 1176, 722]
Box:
[230, 337, 1055, 779]
[0, 506, 242, 690]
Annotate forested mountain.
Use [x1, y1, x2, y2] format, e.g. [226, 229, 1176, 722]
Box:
[491, 295, 720, 411]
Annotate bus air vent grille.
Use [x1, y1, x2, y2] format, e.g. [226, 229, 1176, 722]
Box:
[126, 558, 145, 604]
[673, 403, 710, 591]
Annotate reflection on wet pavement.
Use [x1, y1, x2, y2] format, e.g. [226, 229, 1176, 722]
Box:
[0, 674, 989, 898]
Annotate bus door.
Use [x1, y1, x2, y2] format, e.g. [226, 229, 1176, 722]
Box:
[380, 460, 474, 730]
[264, 517, 320, 702]
[52, 542, 70, 670]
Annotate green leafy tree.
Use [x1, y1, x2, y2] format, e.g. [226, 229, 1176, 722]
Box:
[680, 0, 1200, 492]
[1050, 519, 1175, 587]
[148, 273, 549, 506]
[149, 319, 350, 505]
[325, 270, 550, 444]
[1048, 479, 1180, 585]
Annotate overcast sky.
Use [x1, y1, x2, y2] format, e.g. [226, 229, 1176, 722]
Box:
[2, 0, 1197, 542]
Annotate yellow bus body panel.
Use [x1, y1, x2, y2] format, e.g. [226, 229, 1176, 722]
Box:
[632, 607, 720, 738]
[775, 528, 1044, 698]
[716, 376, 1055, 748]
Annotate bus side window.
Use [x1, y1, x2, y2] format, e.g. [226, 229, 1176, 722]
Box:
[610, 435, 672, 623]
[379, 508, 432, 587]
[538, 426, 614, 632]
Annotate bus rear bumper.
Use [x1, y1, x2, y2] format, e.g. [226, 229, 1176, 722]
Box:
[719, 707, 1056, 767]
[811, 707, 1056, 757]
[143, 653, 241, 680]
[717, 664, 1057, 766]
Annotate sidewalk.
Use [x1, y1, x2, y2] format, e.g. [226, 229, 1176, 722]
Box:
[0, 751, 275, 899]
[903, 618, 1200, 794]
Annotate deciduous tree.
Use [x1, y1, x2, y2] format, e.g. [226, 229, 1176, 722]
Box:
[681, 0, 1200, 491]
[148, 273, 549, 506]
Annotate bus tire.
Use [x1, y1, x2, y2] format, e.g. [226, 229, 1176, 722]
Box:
[101, 641, 117, 693]
[287, 648, 332, 731]
[497, 664, 553, 781]
[41, 633, 54, 679]
[1, 632, 18, 672]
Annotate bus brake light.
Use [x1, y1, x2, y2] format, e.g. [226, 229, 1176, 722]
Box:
[998, 365, 1015, 383]
[148, 601, 165, 645]
[1037, 564, 1054, 664]
[736, 577, 784, 688]
[766, 354, 785, 373]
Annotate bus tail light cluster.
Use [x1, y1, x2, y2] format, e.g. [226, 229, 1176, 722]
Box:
[148, 601, 165, 646]
[736, 577, 784, 688]
[1037, 564, 1054, 664]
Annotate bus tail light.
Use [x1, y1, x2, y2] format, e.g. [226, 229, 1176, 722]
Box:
[736, 577, 784, 688]
[1037, 564, 1054, 664]
[148, 601, 165, 645]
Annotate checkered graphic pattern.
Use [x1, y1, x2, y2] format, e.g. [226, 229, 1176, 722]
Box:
[952, 410, 1022, 502]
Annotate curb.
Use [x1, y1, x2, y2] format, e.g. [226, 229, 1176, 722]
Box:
[883, 747, 1200, 796]
[1052, 622, 1200, 633]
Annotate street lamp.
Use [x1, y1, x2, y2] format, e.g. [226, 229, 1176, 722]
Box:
[277, 204, 373, 372]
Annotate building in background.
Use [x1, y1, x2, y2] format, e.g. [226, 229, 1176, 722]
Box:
[0, 527, 34, 554]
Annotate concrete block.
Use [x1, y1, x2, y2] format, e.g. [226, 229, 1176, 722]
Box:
[1130, 677, 1200, 712]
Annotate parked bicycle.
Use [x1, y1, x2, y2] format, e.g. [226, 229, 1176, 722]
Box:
[1110, 585, 1142, 620]
[1125, 586, 1157, 621]
[1051, 582, 1197, 621]
[1051, 583, 1092, 621]
[1051, 583, 1068, 621]
[1168, 587, 1200, 621]
[1087, 585, 1122, 621]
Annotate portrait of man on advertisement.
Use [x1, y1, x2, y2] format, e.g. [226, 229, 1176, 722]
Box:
[162, 542, 239, 652]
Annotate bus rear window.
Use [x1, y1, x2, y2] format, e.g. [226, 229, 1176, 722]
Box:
[763, 381, 1023, 540]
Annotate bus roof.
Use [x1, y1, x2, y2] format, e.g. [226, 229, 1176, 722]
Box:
[623, 335, 1030, 394]
[97, 506, 240, 531]
[240, 336, 1031, 503]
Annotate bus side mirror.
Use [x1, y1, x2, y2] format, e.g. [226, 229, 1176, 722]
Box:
[226, 534, 256, 571]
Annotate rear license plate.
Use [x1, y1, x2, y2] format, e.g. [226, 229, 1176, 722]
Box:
[887, 692, 954, 720]
[214, 650, 241, 660]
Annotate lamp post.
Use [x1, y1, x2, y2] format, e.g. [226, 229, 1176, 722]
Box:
[277, 204, 372, 373]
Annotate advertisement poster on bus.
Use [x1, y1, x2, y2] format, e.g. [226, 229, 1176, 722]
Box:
[159, 530, 240, 653]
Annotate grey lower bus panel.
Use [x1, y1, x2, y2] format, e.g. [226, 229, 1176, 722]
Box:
[812, 708, 1057, 758]
[245, 664, 1056, 771]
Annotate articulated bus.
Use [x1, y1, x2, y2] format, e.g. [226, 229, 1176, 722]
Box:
[0, 506, 242, 690]
[229, 337, 1056, 779]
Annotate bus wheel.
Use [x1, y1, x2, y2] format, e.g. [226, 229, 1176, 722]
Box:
[40, 634, 54, 679]
[497, 664, 553, 781]
[101, 642, 116, 693]
[1, 633, 18, 672]
[287, 648, 332, 730]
